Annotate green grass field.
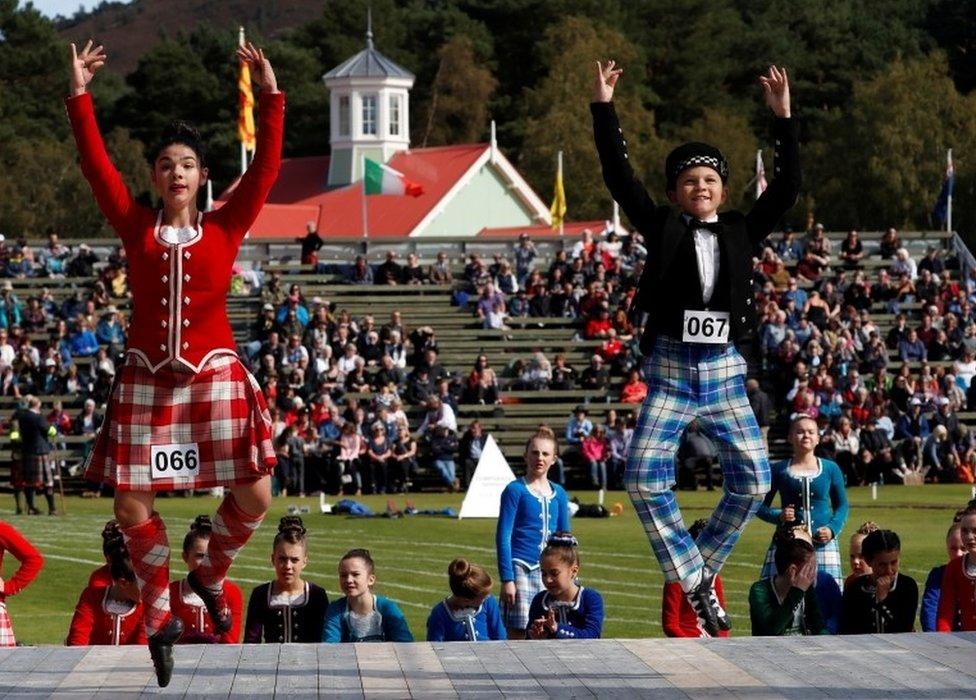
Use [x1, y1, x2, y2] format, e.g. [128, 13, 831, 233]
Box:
[5, 483, 974, 645]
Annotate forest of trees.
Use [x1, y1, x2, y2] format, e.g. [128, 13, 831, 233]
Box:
[2, 0, 975, 242]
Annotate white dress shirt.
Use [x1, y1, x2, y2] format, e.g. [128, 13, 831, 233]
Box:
[690, 216, 721, 304]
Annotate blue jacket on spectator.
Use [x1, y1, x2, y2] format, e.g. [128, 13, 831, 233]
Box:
[564, 416, 592, 445]
[815, 570, 842, 634]
[898, 338, 927, 362]
[95, 319, 126, 346]
[0, 297, 22, 329]
[69, 329, 100, 357]
[895, 411, 930, 440]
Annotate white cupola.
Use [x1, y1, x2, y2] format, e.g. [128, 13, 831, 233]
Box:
[323, 12, 415, 187]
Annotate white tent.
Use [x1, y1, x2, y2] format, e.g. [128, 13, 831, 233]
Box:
[458, 434, 517, 519]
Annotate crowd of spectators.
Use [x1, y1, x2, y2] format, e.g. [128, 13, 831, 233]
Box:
[6, 220, 976, 495]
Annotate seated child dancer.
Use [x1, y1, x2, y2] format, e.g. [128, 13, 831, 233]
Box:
[525, 533, 604, 639]
[591, 60, 800, 635]
[0, 518, 43, 646]
[844, 521, 879, 590]
[749, 526, 826, 636]
[171, 516, 244, 643]
[496, 427, 570, 639]
[840, 529, 918, 634]
[920, 517, 965, 631]
[244, 517, 328, 643]
[323, 549, 413, 642]
[426, 558, 506, 642]
[662, 519, 729, 637]
[67, 521, 146, 646]
[936, 501, 976, 632]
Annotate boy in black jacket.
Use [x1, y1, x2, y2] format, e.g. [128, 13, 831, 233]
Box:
[592, 62, 800, 635]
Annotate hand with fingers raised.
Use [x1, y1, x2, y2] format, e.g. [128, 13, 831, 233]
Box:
[594, 59, 623, 103]
[236, 42, 279, 94]
[69, 40, 106, 97]
[759, 65, 791, 118]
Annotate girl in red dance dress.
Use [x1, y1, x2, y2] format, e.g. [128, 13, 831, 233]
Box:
[0, 519, 44, 646]
[66, 39, 283, 686]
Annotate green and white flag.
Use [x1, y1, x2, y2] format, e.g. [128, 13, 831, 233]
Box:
[363, 157, 423, 197]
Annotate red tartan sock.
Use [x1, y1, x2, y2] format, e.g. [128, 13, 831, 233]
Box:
[196, 493, 265, 590]
[121, 513, 172, 637]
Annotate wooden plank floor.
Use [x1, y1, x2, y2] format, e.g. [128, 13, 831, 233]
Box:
[0, 634, 973, 698]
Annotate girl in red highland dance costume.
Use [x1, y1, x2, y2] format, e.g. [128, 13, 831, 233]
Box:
[66, 39, 283, 686]
[0, 519, 44, 646]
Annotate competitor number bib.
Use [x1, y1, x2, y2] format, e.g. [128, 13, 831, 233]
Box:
[682, 310, 730, 344]
[150, 442, 201, 481]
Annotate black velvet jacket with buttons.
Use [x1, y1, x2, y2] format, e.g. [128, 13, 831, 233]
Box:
[243, 581, 329, 644]
[591, 102, 801, 352]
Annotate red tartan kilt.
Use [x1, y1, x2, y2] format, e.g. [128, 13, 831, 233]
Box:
[0, 604, 15, 647]
[85, 353, 277, 491]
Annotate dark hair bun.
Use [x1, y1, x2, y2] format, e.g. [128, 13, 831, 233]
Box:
[448, 558, 471, 579]
[547, 531, 578, 548]
[278, 516, 306, 536]
[189, 514, 212, 534]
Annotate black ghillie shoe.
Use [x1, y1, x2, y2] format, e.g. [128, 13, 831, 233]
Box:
[148, 615, 183, 688]
[684, 569, 721, 637]
[186, 569, 232, 634]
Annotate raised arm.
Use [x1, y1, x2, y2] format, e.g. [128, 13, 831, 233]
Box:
[745, 66, 801, 244]
[65, 41, 141, 235]
[210, 43, 284, 239]
[590, 60, 658, 234]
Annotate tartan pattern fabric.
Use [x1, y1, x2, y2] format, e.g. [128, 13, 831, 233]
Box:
[0, 604, 15, 647]
[760, 537, 843, 588]
[196, 493, 265, 590]
[625, 336, 770, 583]
[122, 513, 172, 637]
[85, 353, 276, 491]
[18, 454, 54, 489]
[501, 562, 544, 630]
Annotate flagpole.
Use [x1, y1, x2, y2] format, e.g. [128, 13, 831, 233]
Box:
[947, 148, 953, 233]
[557, 150, 564, 237]
[361, 154, 369, 240]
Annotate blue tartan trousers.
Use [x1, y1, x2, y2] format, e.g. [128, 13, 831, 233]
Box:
[625, 335, 770, 583]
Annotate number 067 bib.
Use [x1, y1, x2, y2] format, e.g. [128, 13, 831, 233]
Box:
[150, 443, 201, 481]
[682, 310, 730, 344]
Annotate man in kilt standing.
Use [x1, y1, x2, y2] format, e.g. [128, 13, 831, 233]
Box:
[66, 40, 282, 686]
[591, 61, 800, 635]
[12, 396, 57, 516]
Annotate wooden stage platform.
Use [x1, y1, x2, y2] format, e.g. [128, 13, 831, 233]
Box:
[1, 633, 974, 698]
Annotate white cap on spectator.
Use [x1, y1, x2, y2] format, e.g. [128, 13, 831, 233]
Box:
[1, 281, 11, 291]
[938, 396, 950, 406]
[44, 358, 56, 367]
[262, 303, 274, 311]
[0, 234, 5, 242]
[910, 397, 922, 406]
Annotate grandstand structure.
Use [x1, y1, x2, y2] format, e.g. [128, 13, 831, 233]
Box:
[0, 226, 971, 493]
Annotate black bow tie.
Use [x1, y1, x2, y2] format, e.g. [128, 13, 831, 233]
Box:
[688, 218, 723, 234]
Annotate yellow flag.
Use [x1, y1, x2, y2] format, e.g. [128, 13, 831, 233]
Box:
[237, 46, 256, 152]
[550, 152, 566, 230]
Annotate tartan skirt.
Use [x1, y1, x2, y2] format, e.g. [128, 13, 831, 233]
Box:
[500, 561, 545, 631]
[85, 352, 276, 492]
[0, 603, 15, 647]
[11, 453, 54, 489]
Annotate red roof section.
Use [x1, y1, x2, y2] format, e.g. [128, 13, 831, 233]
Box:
[218, 144, 488, 238]
[477, 221, 611, 238]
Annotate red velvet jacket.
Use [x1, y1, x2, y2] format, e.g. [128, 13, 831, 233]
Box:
[66, 585, 147, 646]
[0, 520, 43, 603]
[66, 91, 284, 373]
[169, 577, 243, 644]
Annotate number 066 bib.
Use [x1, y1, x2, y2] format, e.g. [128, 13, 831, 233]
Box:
[682, 310, 730, 344]
[150, 443, 201, 481]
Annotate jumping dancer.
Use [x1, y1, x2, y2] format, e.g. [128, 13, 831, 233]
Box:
[592, 61, 800, 635]
[66, 39, 282, 685]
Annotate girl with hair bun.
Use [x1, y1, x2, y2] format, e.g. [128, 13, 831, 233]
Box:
[496, 427, 570, 639]
[169, 515, 243, 643]
[243, 517, 328, 643]
[426, 558, 505, 642]
[66, 37, 283, 686]
[323, 549, 413, 643]
[67, 520, 146, 646]
[525, 533, 604, 640]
